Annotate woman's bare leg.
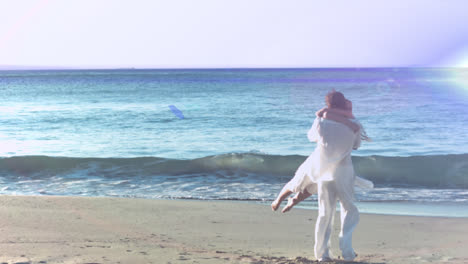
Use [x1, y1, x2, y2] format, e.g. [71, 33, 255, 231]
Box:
[271, 184, 293, 211]
[282, 190, 312, 213]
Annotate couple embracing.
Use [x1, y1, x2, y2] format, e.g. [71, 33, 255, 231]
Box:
[272, 90, 371, 262]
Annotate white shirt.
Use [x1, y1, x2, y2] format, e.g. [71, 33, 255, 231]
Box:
[306, 117, 361, 182]
[288, 117, 372, 195]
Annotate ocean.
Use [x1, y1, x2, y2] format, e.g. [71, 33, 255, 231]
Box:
[1, 68, 467, 217]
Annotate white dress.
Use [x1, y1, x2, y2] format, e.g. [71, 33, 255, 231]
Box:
[285, 117, 373, 196]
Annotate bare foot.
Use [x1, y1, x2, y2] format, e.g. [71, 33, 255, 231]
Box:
[271, 199, 280, 211]
[281, 197, 296, 213]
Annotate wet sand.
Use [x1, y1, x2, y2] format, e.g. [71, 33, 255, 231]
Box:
[0, 195, 467, 264]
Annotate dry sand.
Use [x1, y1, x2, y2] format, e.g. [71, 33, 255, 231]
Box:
[0, 195, 467, 264]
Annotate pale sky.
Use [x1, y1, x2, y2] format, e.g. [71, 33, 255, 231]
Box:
[1, 0, 468, 68]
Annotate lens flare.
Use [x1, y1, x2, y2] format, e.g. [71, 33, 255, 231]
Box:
[440, 46, 468, 68]
[453, 51, 468, 68]
[450, 68, 468, 94]
[436, 47, 468, 97]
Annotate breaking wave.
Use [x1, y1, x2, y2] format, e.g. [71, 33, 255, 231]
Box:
[0, 153, 467, 189]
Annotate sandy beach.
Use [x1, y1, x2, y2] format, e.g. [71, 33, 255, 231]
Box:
[0, 195, 467, 264]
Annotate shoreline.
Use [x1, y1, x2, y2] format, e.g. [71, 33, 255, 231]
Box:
[0, 195, 467, 263]
[4, 194, 468, 218]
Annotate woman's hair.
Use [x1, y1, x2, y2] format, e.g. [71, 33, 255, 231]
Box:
[325, 90, 347, 110]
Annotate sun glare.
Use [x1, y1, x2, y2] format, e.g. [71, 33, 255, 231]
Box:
[445, 47, 468, 68]
[456, 57, 468, 68]
[449, 59, 468, 94]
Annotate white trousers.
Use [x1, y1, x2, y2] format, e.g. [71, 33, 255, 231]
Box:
[314, 180, 359, 261]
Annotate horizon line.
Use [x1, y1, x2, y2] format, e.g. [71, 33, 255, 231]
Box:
[1, 65, 467, 71]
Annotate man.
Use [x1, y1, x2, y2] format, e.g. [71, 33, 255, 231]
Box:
[307, 91, 361, 262]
